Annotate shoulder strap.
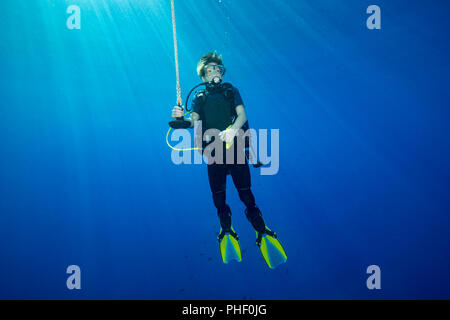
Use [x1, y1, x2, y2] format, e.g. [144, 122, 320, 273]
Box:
[223, 83, 249, 130]
[221, 82, 234, 100]
[193, 89, 207, 113]
[221, 83, 237, 118]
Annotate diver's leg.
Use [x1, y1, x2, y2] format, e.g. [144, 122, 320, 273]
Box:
[230, 163, 266, 233]
[207, 163, 231, 230]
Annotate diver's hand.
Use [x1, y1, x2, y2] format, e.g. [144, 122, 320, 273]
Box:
[219, 128, 238, 144]
[172, 106, 184, 119]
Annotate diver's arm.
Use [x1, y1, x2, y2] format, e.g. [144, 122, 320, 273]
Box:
[188, 112, 200, 128]
[231, 105, 247, 130]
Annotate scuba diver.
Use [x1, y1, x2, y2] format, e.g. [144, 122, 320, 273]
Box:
[170, 52, 286, 269]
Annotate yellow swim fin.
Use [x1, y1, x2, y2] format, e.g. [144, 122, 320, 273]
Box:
[256, 228, 287, 269]
[218, 226, 242, 264]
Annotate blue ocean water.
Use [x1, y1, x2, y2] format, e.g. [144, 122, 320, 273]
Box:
[1, 0, 450, 299]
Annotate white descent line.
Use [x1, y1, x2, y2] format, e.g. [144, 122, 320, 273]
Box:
[170, 0, 182, 106]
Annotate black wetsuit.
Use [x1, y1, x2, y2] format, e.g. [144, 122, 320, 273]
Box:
[192, 83, 266, 233]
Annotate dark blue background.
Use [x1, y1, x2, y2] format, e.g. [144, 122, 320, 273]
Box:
[1, 0, 449, 299]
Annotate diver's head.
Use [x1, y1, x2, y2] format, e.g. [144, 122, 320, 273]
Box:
[197, 51, 226, 85]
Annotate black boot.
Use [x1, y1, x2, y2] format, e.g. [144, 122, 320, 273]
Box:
[217, 205, 238, 242]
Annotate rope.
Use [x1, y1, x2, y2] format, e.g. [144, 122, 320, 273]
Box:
[166, 0, 201, 151]
[170, 0, 182, 106]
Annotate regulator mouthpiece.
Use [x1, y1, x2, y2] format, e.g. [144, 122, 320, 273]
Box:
[212, 76, 222, 84]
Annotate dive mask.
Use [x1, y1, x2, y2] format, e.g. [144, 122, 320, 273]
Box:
[205, 64, 225, 75]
